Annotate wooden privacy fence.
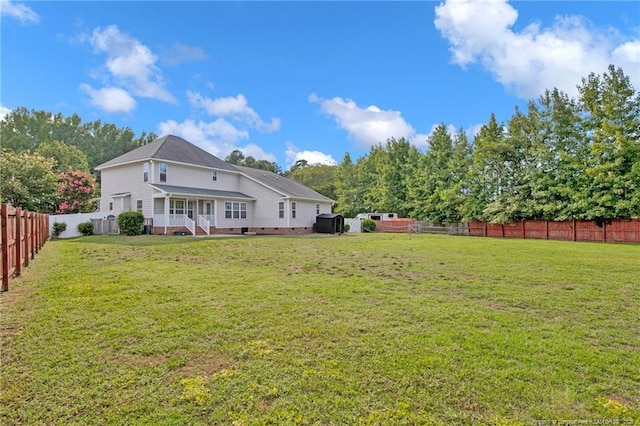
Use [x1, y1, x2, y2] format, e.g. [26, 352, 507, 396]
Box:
[1, 204, 49, 291]
[467, 219, 640, 243]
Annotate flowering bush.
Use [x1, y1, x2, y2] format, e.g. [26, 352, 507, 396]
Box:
[56, 167, 97, 214]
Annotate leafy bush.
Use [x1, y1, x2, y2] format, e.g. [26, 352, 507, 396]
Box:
[117, 211, 144, 236]
[52, 222, 67, 238]
[343, 223, 351, 232]
[77, 221, 94, 236]
[362, 218, 376, 232]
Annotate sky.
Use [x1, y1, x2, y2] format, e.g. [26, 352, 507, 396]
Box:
[1, 0, 639, 170]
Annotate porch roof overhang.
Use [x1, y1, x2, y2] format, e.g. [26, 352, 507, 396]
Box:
[150, 184, 255, 201]
[109, 192, 131, 198]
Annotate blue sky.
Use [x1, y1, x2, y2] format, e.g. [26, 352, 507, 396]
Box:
[2, 1, 639, 170]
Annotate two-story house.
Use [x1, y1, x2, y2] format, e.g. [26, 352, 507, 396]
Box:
[95, 135, 334, 235]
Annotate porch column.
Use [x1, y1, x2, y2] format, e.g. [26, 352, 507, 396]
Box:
[214, 199, 218, 227]
[164, 195, 170, 234]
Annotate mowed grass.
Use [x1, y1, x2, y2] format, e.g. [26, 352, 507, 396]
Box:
[1, 233, 638, 425]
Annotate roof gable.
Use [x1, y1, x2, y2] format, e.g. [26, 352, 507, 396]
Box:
[96, 135, 238, 171]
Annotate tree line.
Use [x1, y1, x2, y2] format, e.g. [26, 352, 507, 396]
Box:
[1, 65, 637, 222]
[331, 65, 639, 223]
[1, 108, 156, 214]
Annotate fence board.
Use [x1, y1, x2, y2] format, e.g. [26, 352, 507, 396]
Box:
[467, 219, 640, 244]
[1, 204, 49, 291]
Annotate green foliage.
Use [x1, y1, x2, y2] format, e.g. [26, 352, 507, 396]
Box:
[0, 149, 60, 213]
[117, 211, 144, 236]
[77, 221, 94, 236]
[36, 140, 90, 173]
[0, 107, 156, 174]
[329, 66, 638, 224]
[52, 221, 67, 237]
[286, 163, 337, 199]
[361, 218, 376, 232]
[343, 223, 350, 232]
[225, 149, 282, 174]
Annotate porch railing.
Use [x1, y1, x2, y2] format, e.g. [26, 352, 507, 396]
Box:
[197, 215, 210, 236]
[184, 215, 195, 235]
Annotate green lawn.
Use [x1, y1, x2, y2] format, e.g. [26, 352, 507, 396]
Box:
[1, 234, 638, 425]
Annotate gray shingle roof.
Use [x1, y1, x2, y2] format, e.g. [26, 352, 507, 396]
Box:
[96, 135, 238, 171]
[150, 184, 253, 200]
[236, 166, 333, 202]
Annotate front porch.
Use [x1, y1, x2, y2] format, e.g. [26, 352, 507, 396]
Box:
[150, 184, 254, 235]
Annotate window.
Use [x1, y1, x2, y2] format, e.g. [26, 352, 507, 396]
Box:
[225, 201, 247, 219]
[187, 200, 194, 219]
[170, 199, 185, 215]
[143, 163, 149, 182]
[291, 201, 297, 219]
[279, 201, 285, 219]
[212, 171, 217, 181]
[316, 204, 320, 215]
[136, 200, 143, 212]
[159, 162, 167, 182]
[109, 202, 113, 211]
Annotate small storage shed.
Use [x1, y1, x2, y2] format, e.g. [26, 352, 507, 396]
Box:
[315, 213, 345, 234]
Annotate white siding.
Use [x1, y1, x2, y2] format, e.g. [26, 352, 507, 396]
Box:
[152, 161, 238, 192]
[237, 175, 290, 228]
[100, 162, 154, 217]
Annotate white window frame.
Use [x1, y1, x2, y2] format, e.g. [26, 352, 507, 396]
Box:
[136, 200, 143, 212]
[225, 201, 247, 219]
[316, 203, 320, 215]
[212, 171, 217, 181]
[159, 162, 167, 183]
[279, 201, 285, 219]
[170, 199, 185, 216]
[143, 163, 149, 182]
[291, 201, 297, 219]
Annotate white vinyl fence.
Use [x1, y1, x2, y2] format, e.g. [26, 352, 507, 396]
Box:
[48, 212, 108, 239]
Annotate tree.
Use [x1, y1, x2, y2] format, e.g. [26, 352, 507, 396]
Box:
[463, 113, 506, 222]
[0, 108, 156, 176]
[36, 140, 90, 173]
[56, 167, 98, 214]
[0, 150, 60, 213]
[578, 65, 640, 220]
[334, 153, 364, 217]
[225, 149, 282, 174]
[286, 163, 336, 199]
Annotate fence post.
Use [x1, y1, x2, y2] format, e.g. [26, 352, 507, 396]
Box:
[483, 221, 487, 237]
[1, 204, 10, 292]
[522, 220, 526, 239]
[573, 219, 577, 242]
[603, 221, 607, 243]
[545, 220, 549, 240]
[15, 207, 22, 277]
[23, 210, 29, 268]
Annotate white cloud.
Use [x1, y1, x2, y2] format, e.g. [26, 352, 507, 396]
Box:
[0, 0, 39, 23]
[0, 104, 11, 121]
[187, 91, 281, 132]
[159, 42, 207, 66]
[156, 118, 275, 162]
[285, 141, 337, 167]
[434, 0, 640, 98]
[309, 93, 419, 149]
[79, 84, 137, 114]
[89, 25, 176, 104]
